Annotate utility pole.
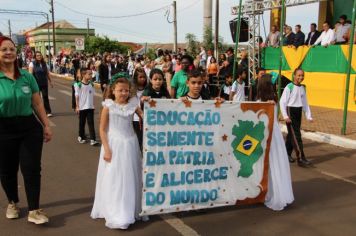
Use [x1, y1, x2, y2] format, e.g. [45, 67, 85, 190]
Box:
[173, 1, 177, 53]
[8, 19, 11, 38]
[214, 0, 219, 59]
[50, 0, 56, 56]
[203, 0, 213, 34]
[87, 18, 89, 37]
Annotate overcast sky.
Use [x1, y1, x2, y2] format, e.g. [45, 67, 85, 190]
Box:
[0, 0, 319, 44]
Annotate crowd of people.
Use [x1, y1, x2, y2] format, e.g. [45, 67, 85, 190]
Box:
[63, 41, 312, 229]
[0, 16, 317, 229]
[265, 14, 355, 48]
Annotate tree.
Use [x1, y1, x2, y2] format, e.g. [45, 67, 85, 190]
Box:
[217, 36, 229, 53]
[145, 48, 157, 60]
[84, 35, 129, 54]
[185, 33, 199, 57]
[202, 26, 214, 51]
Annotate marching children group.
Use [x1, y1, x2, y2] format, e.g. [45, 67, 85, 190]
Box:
[72, 63, 312, 230]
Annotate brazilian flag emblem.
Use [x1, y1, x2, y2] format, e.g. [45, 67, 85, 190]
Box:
[231, 120, 265, 178]
[236, 135, 259, 156]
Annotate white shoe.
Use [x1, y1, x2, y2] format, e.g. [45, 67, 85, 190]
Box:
[77, 137, 86, 144]
[90, 140, 99, 146]
[28, 209, 49, 225]
[6, 202, 19, 219]
[47, 113, 53, 117]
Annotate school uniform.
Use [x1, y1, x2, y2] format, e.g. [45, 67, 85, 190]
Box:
[183, 91, 211, 101]
[74, 81, 96, 141]
[142, 85, 171, 99]
[220, 83, 231, 101]
[0, 69, 44, 211]
[231, 80, 245, 101]
[280, 82, 312, 164]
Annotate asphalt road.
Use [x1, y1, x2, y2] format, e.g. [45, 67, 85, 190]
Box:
[1, 77, 356, 236]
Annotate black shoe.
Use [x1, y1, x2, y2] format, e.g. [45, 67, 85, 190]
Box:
[297, 157, 311, 167]
[288, 156, 295, 163]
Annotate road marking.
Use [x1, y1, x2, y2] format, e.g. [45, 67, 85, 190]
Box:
[58, 89, 102, 98]
[160, 214, 200, 236]
[49, 96, 56, 100]
[317, 169, 356, 186]
[49, 120, 56, 127]
[58, 89, 72, 97]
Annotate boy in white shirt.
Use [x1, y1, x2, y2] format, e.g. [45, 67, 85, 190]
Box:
[280, 68, 312, 167]
[229, 69, 246, 101]
[74, 68, 99, 146]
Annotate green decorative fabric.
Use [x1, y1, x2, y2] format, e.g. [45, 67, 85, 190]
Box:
[261, 45, 356, 74]
[301, 46, 355, 74]
[333, 0, 353, 25]
[261, 47, 290, 71]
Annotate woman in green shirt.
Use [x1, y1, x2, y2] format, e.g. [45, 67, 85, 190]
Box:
[0, 36, 52, 224]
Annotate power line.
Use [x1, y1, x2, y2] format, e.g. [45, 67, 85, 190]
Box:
[178, 0, 201, 13]
[55, 1, 171, 19]
[89, 22, 166, 42]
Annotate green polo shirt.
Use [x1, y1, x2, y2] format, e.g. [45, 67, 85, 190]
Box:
[170, 70, 189, 98]
[0, 69, 39, 118]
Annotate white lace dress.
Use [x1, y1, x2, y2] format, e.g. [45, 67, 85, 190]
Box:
[91, 98, 142, 229]
[265, 105, 295, 211]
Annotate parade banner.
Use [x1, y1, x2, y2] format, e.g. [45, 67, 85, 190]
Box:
[141, 99, 274, 216]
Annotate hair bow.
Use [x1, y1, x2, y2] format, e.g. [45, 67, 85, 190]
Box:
[109, 72, 129, 85]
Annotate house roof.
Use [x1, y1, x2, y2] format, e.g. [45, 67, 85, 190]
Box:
[119, 42, 144, 52]
[146, 43, 187, 51]
[119, 42, 187, 54]
[25, 20, 76, 33]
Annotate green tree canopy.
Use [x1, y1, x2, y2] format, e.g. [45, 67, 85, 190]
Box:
[185, 33, 199, 57]
[84, 35, 129, 54]
[202, 26, 214, 51]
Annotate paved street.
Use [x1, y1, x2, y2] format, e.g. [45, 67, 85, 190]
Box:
[1, 77, 356, 236]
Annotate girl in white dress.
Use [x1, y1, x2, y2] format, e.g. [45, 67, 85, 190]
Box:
[91, 77, 146, 229]
[257, 74, 294, 211]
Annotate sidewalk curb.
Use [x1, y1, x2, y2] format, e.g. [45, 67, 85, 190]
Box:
[280, 124, 356, 150]
[50, 72, 101, 89]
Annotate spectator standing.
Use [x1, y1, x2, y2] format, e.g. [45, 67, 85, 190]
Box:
[29, 51, 53, 117]
[335, 15, 350, 44]
[206, 49, 213, 70]
[314, 22, 335, 46]
[98, 53, 113, 92]
[293, 25, 305, 47]
[207, 56, 219, 93]
[199, 46, 207, 69]
[305, 23, 321, 46]
[265, 25, 280, 47]
[174, 56, 182, 73]
[94, 56, 101, 83]
[218, 53, 227, 78]
[224, 47, 235, 77]
[239, 50, 248, 72]
[249, 67, 266, 101]
[170, 55, 192, 98]
[283, 26, 295, 46]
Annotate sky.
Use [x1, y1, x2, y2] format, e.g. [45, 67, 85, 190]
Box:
[0, 0, 319, 44]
